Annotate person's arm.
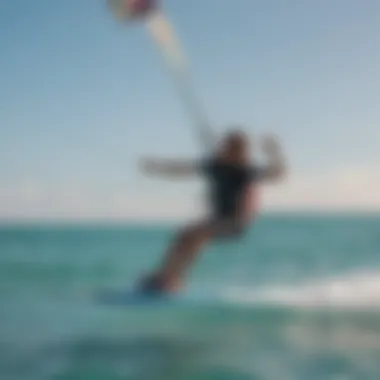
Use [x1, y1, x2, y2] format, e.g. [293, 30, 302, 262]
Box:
[259, 134, 287, 182]
[139, 158, 200, 179]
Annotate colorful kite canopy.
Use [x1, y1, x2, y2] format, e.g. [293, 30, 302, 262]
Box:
[108, 0, 157, 21]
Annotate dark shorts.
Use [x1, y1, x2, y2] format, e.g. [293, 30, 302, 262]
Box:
[206, 217, 248, 239]
[179, 217, 249, 243]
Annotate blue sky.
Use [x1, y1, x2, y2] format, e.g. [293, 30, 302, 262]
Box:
[0, 0, 379, 219]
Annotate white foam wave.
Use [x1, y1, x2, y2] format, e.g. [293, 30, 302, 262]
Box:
[222, 270, 380, 312]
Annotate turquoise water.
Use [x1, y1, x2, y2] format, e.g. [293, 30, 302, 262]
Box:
[1, 214, 380, 380]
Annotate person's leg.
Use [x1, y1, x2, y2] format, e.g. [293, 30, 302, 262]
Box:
[138, 221, 214, 292]
[137, 218, 249, 293]
[159, 221, 214, 282]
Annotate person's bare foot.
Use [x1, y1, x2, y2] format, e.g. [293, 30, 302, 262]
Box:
[137, 273, 181, 294]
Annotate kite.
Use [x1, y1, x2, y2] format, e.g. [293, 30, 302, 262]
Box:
[107, 0, 157, 20]
[107, 0, 213, 148]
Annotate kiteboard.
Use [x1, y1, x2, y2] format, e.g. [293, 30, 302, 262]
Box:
[95, 287, 228, 308]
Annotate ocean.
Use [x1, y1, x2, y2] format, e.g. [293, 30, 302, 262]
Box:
[1, 214, 380, 380]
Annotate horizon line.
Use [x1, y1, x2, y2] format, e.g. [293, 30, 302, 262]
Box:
[0, 209, 379, 227]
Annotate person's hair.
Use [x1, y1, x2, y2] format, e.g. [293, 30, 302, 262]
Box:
[219, 129, 250, 163]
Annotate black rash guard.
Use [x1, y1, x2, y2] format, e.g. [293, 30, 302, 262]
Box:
[199, 159, 265, 219]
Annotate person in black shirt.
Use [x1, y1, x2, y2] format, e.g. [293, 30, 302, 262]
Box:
[137, 129, 287, 294]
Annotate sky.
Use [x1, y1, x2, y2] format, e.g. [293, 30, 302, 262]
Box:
[0, 0, 379, 220]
